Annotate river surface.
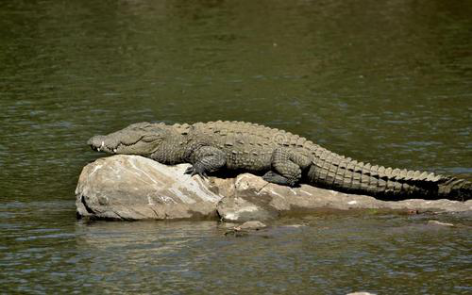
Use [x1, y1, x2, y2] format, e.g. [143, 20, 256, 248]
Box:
[1, 0, 471, 294]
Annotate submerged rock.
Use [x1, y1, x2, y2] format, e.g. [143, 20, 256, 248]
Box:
[238, 220, 267, 230]
[76, 155, 472, 221]
[223, 220, 267, 237]
[427, 220, 455, 227]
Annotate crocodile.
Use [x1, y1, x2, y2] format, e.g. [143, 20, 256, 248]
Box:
[87, 121, 471, 201]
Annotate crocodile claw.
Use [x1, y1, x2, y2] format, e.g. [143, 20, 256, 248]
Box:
[185, 165, 208, 179]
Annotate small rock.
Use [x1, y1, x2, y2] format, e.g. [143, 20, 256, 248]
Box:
[406, 209, 419, 215]
[224, 220, 267, 237]
[239, 220, 267, 230]
[428, 220, 455, 227]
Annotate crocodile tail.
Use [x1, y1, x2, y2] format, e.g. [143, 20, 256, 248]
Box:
[437, 177, 472, 201]
[306, 146, 471, 201]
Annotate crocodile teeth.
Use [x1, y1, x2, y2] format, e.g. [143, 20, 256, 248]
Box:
[97, 141, 104, 152]
[113, 148, 117, 153]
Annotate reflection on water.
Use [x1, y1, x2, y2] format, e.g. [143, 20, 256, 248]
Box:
[0, 0, 471, 293]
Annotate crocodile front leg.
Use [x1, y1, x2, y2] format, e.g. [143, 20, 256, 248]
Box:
[263, 147, 312, 186]
[185, 146, 226, 178]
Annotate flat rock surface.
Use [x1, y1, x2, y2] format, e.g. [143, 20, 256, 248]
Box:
[76, 155, 472, 221]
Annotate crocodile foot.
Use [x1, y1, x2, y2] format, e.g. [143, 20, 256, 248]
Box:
[185, 165, 208, 179]
[262, 171, 297, 187]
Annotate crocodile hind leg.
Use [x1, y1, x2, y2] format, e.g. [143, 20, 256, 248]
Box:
[185, 146, 226, 178]
[263, 148, 312, 186]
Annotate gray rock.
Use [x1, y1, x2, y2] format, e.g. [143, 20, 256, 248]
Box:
[76, 155, 222, 220]
[215, 174, 472, 222]
[76, 155, 472, 221]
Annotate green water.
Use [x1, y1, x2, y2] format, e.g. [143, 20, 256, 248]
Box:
[1, 0, 471, 294]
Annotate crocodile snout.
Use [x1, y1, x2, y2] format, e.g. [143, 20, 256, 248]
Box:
[87, 135, 106, 152]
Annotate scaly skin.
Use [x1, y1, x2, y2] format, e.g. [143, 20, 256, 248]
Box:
[88, 121, 471, 201]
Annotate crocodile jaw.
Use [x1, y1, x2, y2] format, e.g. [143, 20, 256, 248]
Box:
[88, 135, 118, 154]
[87, 129, 164, 156]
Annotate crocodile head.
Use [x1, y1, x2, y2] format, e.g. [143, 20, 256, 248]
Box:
[87, 122, 169, 156]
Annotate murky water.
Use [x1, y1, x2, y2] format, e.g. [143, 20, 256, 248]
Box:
[1, 0, 471, 294]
